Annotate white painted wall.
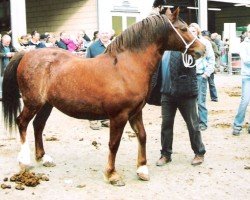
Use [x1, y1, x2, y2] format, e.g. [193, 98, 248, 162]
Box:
[97, 0, 155, 31]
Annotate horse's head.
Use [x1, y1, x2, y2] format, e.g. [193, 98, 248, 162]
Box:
[165, 8, 205, 59]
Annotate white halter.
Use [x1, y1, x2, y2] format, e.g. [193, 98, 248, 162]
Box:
[167, 18, 197, 68]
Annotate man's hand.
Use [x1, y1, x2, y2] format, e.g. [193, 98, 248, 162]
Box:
[6, 52, 14, 58]
[202, 74, 208, 79]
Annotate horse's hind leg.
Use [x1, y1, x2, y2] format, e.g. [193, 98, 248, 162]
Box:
[16, 105, 39, 170]
[32, 103, 54, 166]
[104, 114, 128, 186]
[129, 111, 149, 181]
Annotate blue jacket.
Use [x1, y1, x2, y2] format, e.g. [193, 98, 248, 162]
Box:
[56, 39, 67, 50]
[28, 40, 46, 48]
[86, 39, 106, 58]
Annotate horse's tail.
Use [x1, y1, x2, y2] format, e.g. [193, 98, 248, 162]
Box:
[2, 51, 25, 131]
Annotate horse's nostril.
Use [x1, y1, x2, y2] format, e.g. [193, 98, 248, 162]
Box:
[195, 49, 205, 58]
[195, 51, 202, 58]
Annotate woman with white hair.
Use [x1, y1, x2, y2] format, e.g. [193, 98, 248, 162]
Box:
[189, 23, 215, 131]
[232, 24, 250, 135]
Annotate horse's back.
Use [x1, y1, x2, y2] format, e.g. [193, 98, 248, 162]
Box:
[19, 48, 76, 71]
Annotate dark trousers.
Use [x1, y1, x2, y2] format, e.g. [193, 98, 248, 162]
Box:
[160, 94, 206, 157]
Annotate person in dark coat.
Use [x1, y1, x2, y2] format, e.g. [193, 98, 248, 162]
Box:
[28, 30, 46, 48]
[148, 51, 206, 166]
[0, 34, 17, 99]
[0, 34, 17, 76]
[55, 31, 68, 50]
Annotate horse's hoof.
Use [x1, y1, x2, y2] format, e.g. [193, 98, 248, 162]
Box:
[42, 154, 56, 167]
[110, 179, 125, 186]
[103, 171, 125, 187]
[136, 165, 149, 181]
[137, 173, 150, 181]
[43, 161, 56, 167]
[19, 163, 34, 172]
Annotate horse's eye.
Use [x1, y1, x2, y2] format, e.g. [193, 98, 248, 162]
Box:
[181, 27, 187, 32]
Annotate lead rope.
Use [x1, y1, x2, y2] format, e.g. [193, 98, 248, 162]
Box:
[167, 18, 197, 68]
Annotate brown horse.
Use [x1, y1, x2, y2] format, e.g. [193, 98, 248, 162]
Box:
[2, 9, 205, 186]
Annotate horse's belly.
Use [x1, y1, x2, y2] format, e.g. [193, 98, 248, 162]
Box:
[52, 101, 108, 120]
[60, 110, 108, 120]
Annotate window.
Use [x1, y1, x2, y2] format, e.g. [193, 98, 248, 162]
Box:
[112, 16, 123, 36]
[127, 17, 136, 28]
[112, 14, 137, 36]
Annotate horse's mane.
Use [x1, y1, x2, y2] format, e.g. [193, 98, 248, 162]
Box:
[106, 14, 168, 55]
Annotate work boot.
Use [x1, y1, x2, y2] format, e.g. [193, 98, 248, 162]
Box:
[232, 129, 241, 136]
[156, 155, 172, 166]
[89, 120, 101, 130]
[191, 155, 204, 166]
[101, 120, 110, 127]
[199, 124, 207, 131]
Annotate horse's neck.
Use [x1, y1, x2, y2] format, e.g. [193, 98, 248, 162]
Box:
[112, 44, 163, 83]
[137, 44, 163, 75]
[116, 44, 163, 90]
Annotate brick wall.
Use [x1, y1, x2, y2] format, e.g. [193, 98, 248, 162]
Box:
[26, 0, 98, 38]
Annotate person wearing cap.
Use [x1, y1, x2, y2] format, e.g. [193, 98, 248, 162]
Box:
[150, 0, 167, 15]
[232, 24, 250, 136]
[189, 23, 215, 131]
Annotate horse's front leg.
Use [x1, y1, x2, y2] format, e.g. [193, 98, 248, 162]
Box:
[104, 114, 128, 186]
[129, 111, 149, 181]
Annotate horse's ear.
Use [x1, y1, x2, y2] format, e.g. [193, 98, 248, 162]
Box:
[172, 7, 180, 21]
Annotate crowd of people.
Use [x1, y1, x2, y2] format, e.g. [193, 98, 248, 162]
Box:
[16, 30, 95, 52]
[0, 0, 250, 170]
[0, 29, 100, 58]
